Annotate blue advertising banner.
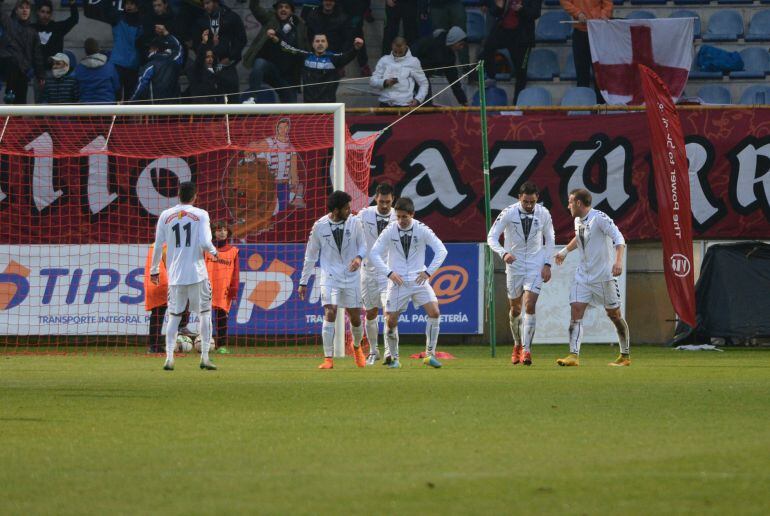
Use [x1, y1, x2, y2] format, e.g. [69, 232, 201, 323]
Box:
[230, 243, 483, 335]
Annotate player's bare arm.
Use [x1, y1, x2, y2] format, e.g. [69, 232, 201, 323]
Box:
[613, 244, 625, 276]
[555, 237, 578, 265]
[416, 271, 430, 285]
[349, 256, 362, 272]
[388, 271, 404, 286]
[298, 284, 307, 300]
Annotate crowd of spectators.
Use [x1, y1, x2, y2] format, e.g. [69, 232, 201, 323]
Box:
[0, 0, 610, 106]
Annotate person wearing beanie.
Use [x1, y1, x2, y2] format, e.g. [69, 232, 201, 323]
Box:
[0, 0, 46, 104]
[131, 31, 184, 103]
[428, 0, 469, 69]
[40, 52, 79, 103]
[72, 37, 120, 103]
[560, 0, 612, 90]
[411, 26, 469, 106]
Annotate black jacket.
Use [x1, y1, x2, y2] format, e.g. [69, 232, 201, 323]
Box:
[131, 35, 184, 103]
[304, 5, 350, 53]
[139, 9, 183, 61]
[194, 5, 246, 64]
[0, 11, 45, 79]
[32, 4, 79, 62]
[40, 70, 79, 103]
[277, 40, 358, 103]
[488, 0, 542, 45]
[185, 44, 222, 103]
[411, 31, 468, 105]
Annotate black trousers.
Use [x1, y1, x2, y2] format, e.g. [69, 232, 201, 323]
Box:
[115, 65, 138, 101]
[214, 308, 229, 347]
[481, 27, 531, 104]
[381, 1, 420, 54]
[572, 29, 592, 88]
[148, 306, 167, 352]
[1, 59, 30, 104]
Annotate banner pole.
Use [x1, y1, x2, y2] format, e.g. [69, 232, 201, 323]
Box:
[479, 61, 496, 358]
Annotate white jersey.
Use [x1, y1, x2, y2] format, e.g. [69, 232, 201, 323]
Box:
[151, 204, 217, 286]
[487, 202, 555, 276]
[299, 214, 367, 288]
[256, 137, 294, 181]
[356, 206, 397, 272]
[573, 208, 626, 284]
[370, 220, 447, 282]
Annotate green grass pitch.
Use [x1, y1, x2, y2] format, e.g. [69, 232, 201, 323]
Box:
[1, 345, 769, 515]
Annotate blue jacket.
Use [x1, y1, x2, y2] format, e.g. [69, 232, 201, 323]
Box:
[131, 36, 184, 103]
[84, 0, 143, 70]
[73, 53, 120, 104]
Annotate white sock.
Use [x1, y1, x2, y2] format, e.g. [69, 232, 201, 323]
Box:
[165, 314, 181, 361]
[199, 310, 212, 361]
[615, 318, 630, 355]
[322, 320, 335, 358]
[522, 313, 536, 353]
[386, 326, 399, 359]
[365, 318, 379, 355]
[351, 322, 364, 348]
[425, 316, 440, 356]
[510, 312, 522, 346]
[569, 319, 583, 355]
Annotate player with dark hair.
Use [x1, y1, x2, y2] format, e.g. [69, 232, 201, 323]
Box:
[299, 190, 367, 369]
[370, 196, 448, 368]
[554, 188, 630, 367]
[205, 221, 239, 353]
[356, 182, 397, 365]
[487, 181, 554, 365]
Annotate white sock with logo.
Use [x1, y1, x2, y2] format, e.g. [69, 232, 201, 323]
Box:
[386, 326, 399, 360]
[165, 314, 181, 362]
[199, 310, 212, 362]
[569, 319, 583, 355]
[510, 312, 522, 346]
[425, 316, 440, 356]
[615, 318, 630, 355]
[322, 320, 335, 358]
[351, 322, 364, 349]
[365, 318, 379, 355]
[522, 313, 536, 353]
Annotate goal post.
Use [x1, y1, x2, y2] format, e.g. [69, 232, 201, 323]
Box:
[0, 103, 371, 356]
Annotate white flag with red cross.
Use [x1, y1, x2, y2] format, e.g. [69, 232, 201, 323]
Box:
[587, 18, 694, 105]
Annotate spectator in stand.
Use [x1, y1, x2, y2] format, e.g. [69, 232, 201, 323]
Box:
[194, 0, 246, 100]
[73, 37, 120, 104]
[381, 0, 420, 55]
[340, 0, 372, 76]
[0, 0, 45, 104]
[84, 0, 144, 100]
[40, 52, 78, 103]
[177, 0, 205, 47]
[266, 29, 363, 102]
[305, 0, 349, 54]
[32, 0, 78, 64]
[480, 0, 542, 104]
[140, 0, 183, 62]
[411, 26, 468, 106]
[243, 0, 308, 103]
[370, 36, 428, 107]
[428, 0, 468, 69]
[185, 37, 224, 103]
[560, 0, 611, 89]
[131, 33, 184, 103]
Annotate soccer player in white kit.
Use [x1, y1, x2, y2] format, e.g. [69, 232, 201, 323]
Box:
[150, 181, 221, 371]
[299, 191, 368, 369]
[487, 182, 554, 366]
[356, 183, 397, 366]
[370, 197, 448, 368]
[554, 188, 631, 367]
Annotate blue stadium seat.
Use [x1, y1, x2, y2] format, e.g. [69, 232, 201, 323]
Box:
[544, 0, 561, 5]
[626, 10, 656, 19]
[527, 48, 560, 80]
[730, 48, 770, 78]
[717, 0, 753, 4]
[561, 87, 597, 114]
[689, 56, 724, 79]
[674, 0, 708, 3]
[535, 11, 572, 43]
[746, 10, 770, 42]
[493, 49, 514, 80]
[697, 84, 732, 104]
[255, 88, 279, 103]
[739, 84, 770, 104]
[466, 9, 487, 43]
[562, 52, 577, 81]
[613, 0, 625, 4]
[630, 0, 666, 4]
[670, 10, 701, 39]
[472, 85, 509, 106]
[516, 86, 553, 107]
[703, 10, 744, 42]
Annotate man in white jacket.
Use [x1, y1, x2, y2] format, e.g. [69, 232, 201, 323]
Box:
[299, 191, 368, 369]
[486, 181, 554, 366]
[370, 37, 429, 107]
[370, 197, 448, 369]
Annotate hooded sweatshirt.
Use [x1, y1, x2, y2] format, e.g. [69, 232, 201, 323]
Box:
[370, 49, 429, 107]
[73, 53, 121, 103]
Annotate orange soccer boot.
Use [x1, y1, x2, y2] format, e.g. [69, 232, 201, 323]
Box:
[318, 358, 334, 369]
[353, 346, 366, 368]
[511, 344, 523, 365]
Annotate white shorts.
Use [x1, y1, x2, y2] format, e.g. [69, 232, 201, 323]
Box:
[320, 281, 361, 309]
[168, 280, 212, 315]
[361, 269, 387, 310]
[385, 281, 438, 313]
[506, 272, 543, 299]
[569, 278, 621, 309]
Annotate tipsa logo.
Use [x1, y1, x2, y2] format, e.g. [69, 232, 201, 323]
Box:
[670, 253, 691, 278]
[236, 252, 295, 323]
[0, 260, 31, 310]
[430, 265, 468, 304]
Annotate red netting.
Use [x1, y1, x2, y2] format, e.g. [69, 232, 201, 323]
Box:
[0, 113, 374, 355]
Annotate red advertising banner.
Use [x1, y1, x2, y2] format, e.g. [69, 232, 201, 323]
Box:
[639, 65, 696, 327]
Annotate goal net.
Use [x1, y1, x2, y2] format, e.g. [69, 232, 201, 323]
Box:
[0, 104, 375, 355]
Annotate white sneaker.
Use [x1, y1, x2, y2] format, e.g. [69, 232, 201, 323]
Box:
[163, 359, 174, 371]
[200, 359, 217, 371]
[366, 352, 378, 366]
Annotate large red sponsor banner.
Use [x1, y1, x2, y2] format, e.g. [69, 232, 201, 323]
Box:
[349, 110, 770, 242]
[1, 111, 770, 244]
[640, 65, 696, 327]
